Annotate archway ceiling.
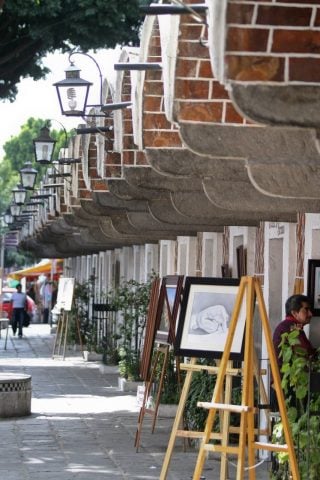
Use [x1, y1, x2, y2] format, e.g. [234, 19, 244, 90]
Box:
[229, 85, 320, 130]
[179, 122, 320, 200]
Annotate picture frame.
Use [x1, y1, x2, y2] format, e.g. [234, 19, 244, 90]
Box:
[56, 277, 75, 312]
[307, 259, 320, 316]
[139, 277, 162, 381]
[155, 275, 184, 345]
[174, 277, 246, 360]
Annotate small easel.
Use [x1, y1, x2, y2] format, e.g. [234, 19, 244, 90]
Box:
[191, 276, 300, 479]
[159, 358, 250, 480]
[52, 310, 84, 359]
[52, 277, 84, 360]
[135, 343, 170, 450]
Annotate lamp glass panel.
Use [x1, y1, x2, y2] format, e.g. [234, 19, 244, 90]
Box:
[56, 84, 90, 116]
[4, 212, 13, 224]
[20, 170, 37, 190]
[10, 204, 20, 216]
[34, 141, 55, 164]
[12, 188, 26, 205]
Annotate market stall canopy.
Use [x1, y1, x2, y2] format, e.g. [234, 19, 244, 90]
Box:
[7, 259, 63, 281]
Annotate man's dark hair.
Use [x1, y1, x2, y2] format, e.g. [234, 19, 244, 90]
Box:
[16, 284, 22, 289]
[285, 294, 311, 316]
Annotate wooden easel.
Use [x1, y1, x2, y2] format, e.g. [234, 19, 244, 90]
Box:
[135, 343, 170, 451]
[191, 276, 300, 480]
[135, 275, 184, 450]
[52, 310, 84, 359]
[159, 358, 249, 480]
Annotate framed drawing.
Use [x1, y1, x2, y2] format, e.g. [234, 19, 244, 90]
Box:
[56, 277, 75, 312]
[307, 259, 320, 316]
[174, 277, 246, 360]
[155, 275, 184, 345]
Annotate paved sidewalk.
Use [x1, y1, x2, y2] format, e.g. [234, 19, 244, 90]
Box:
[0, 324, 272, 479]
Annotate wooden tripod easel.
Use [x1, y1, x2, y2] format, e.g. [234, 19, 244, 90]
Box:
[135, 343, 170, 451]
[191, 276, 300, 480]
[52, 310, 84, 359]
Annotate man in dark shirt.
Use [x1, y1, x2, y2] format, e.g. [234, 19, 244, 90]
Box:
[271, 294, 317, 410]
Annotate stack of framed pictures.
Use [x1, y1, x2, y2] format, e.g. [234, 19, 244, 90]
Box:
[139, 275, 184, 381]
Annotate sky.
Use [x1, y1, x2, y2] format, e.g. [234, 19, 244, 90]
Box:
[0, 48, 121, 157]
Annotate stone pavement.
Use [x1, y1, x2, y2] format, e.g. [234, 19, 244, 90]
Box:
[0, 324, 272, 479]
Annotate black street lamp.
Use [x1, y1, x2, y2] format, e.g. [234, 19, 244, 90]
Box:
[12, 184, 27, 206]
[53, 60, 93, 117]
[33, 126, 56, 164]
[20, 161, 38, 190]
[4, 209, 13, 225]
[10, 203, 20, 217]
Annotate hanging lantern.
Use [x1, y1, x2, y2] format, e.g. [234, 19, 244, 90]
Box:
[53, 62, 92, 116]
[12, 184, 26, 206]
[10, 203, 20, 217]
[20, 161, 38, 190]
[33, 126, 56, 164]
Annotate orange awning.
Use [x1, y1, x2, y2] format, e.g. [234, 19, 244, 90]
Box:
[8, 259, 63, 280]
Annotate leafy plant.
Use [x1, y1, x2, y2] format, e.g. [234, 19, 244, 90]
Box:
[185, 359, 217, 434]
[156, 351, 181, 405]
[107, 277, 155, 381]
[271, 329, 320, 479]
[68, 280, 90, 346]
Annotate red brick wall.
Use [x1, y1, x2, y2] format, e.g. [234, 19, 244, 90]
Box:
[226, 1, 320, 83]
[174, 0, 246, 125]
[143, 18, 182, 146]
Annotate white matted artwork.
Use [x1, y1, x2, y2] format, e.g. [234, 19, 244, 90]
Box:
[56, 277, 75, 312]
[174, 277, 246, 359]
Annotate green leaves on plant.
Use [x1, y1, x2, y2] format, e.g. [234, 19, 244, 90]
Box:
[271, 329, 320, 479]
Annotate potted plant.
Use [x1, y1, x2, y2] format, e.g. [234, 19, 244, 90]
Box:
[271, 328, 320, 479]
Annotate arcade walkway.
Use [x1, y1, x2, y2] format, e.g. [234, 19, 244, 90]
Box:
[0, 324, 270, 479]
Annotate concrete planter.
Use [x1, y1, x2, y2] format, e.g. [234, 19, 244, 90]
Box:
[99, 364, 119, 375]
[0, 373, 32, 418]
[83, 351, 103, 362]
[158, 403, 178, 418]
[118, 377, 143, 393]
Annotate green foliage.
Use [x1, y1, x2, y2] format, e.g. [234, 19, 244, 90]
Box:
[68, 281, 90, 346]
[1, 0, 150, 100]
[108, 277, 155, 381]
[4, 248, 38, 269]
[1, 117, 71, 210]
[155, 351, 180, 405]
[185, 359, 217, 433]
[0, 117, 70, 269]
[271, 329, 320, 480]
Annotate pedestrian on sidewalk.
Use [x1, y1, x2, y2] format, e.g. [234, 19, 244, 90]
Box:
[11, 283, 27, 337]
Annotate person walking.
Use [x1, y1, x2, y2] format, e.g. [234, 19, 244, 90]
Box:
[11, 283, 27, 338]
[42, 279, 52, 324]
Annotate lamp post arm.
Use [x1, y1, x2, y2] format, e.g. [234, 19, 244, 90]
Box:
[68, 50, 103, 108]
[45, 119, 69, 148]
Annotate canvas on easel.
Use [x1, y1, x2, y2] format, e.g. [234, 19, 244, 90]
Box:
[55, 277, 75, 312]
[52, 277, 83, 359]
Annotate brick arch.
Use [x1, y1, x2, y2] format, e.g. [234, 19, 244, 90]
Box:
[104, 47, 144, 179]
[133, 14, 157, 150]
[172, 0, 246, 126]
[209, 0, 320, 128]
[142, 15, 181, 148]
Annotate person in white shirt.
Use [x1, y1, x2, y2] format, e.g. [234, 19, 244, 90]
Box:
[11, 284, 27, 337]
